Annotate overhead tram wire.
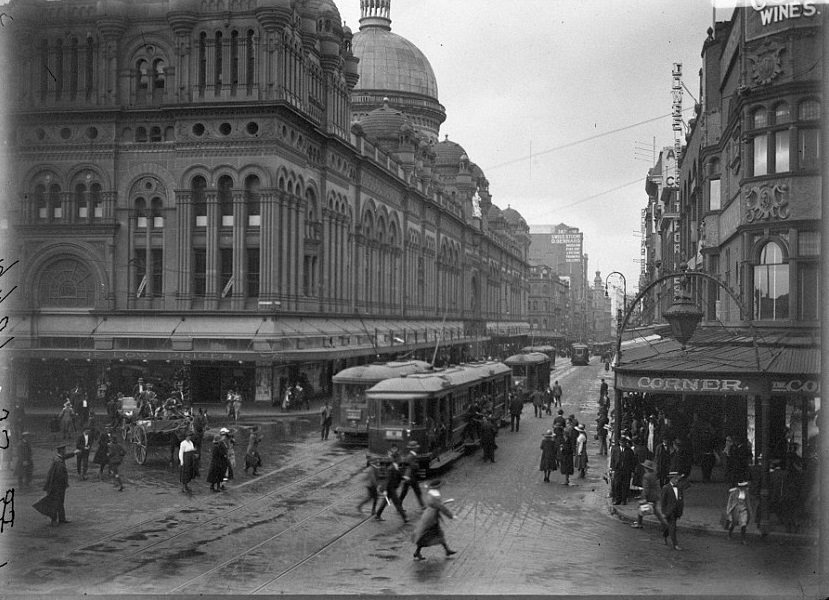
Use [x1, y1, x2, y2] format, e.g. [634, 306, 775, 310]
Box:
[484, 108, 695, 172]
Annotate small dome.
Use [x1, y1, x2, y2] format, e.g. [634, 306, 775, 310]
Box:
[435, 137, 468, 168]
[359, 99, 413, 143]
[502, 206, 528, 227]
[487, 204, 503, 220]
[300, 0, 341, 21]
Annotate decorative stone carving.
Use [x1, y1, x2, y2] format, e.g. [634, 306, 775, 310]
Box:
[748, 43, 784, 86]
[745, 183, 789, 222]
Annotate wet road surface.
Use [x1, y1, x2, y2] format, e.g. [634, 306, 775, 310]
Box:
[5, 361, 821, 596]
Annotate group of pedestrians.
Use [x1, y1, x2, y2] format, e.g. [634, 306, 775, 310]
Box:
[356, 442, 457, 561]
[538, 415, 588, 486]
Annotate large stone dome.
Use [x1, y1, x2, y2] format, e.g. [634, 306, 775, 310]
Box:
[352, 27, 438, 99]
[350, 0, 445, 142]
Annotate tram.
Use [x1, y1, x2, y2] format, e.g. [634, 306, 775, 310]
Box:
[520, 345, 557, 366]
[504, 352, 551, 392]
[364, 361, 512, 472]
[331, 360, 431, 444]
[570, 343, 590, 366]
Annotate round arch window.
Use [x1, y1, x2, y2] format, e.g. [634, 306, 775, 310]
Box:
[38, 257, 96, 308]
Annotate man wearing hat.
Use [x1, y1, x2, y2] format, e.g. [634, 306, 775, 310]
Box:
[375, 451, 408, 523]
[399, 441, 424, 509]
[107, 435, 126, 491]
[75, 425, 93, 480]
[15, 431, 34, 489]
[659, 471, 685, 550]
[411, 480, 456, 560]
[33, 444, 75, 526]
[611, 436, 636, 504]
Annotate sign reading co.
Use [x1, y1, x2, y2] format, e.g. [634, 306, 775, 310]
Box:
[771, 379, 820, 394]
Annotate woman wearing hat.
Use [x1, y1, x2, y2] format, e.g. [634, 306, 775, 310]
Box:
[556, 425, 575, 486]
[207, 434, 229, 492]
[411, 480, 457, 560]
[575, 424, 588, 479]
[92, 428, 111, 481]
[539, 430, 557, 483]
[724, 480, 752, 544]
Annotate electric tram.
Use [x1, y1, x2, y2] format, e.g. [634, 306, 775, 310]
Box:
[520, 345, 557, 366]
[331, 360, 431, 444]
[364, 361, 512, 473]
[504, 351, 552, 392]
[570, 343, 590, 366]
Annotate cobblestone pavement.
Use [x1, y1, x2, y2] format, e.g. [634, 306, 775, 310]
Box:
[3, 360, 821, 597]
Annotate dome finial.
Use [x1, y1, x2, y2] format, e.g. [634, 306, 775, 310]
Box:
[359, 0, 392, 31]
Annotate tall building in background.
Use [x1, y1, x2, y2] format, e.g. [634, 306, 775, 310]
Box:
[529, 224, 587, 343]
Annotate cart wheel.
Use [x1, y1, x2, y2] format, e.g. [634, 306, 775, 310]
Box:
[133, 426, 148, 465]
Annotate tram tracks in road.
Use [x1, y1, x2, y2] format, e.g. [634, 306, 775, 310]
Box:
[167, 487, 373, 594]
[67, 451, 360, 560]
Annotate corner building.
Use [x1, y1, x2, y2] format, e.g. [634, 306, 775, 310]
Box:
[4, 0, 530, 407]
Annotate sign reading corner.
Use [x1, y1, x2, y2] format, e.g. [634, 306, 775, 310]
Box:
[615, 373, 765, 395]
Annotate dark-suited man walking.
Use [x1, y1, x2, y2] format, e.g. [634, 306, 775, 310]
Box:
[660, 471, 686, 550]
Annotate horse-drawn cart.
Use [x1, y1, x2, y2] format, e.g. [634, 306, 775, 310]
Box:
[130, 417, 190, 465]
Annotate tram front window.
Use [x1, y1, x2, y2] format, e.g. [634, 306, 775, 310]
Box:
[379, 398, 410, 426]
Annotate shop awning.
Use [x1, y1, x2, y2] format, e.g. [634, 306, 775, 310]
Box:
[615, 326, 820, 396]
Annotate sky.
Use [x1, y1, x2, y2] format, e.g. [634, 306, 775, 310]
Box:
[339, 0, 727, 293]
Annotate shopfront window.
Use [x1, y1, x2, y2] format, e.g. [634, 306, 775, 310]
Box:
[753, 241, 789, 321]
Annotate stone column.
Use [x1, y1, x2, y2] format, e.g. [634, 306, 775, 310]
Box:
[205, 190, 219, 309]
[176, 190, 193, 309]
[232, 191, 246, 309]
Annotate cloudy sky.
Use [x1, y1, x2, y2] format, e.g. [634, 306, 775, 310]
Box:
[339, 0, 729, 292]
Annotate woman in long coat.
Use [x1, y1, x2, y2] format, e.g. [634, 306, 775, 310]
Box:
[556, 426, 574, 485]
[207, 435, 228, 492]
[539, 430, 557, 483]
[411, 480, 457, 560]
[575, 424, 588, 478]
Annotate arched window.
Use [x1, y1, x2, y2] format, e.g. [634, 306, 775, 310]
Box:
[86, 37, 95, 100]
[230, 30, 239, 93]
[152, 58, 165, 101]
[54, 39, 63, 100]
[34, 183, 47, 221]
[218, 175, 233, 226]
[798, 99, 820, 121]
[151, 197, 163, 227]
[245, 174, 260, 226]
[135, 127, 147, 143]
[215, 31, 223, 95]
[773, 102, 790, 124]
[38, 257, 96, 308]
[70, 38, 79, 100]
[136, 59, 149, 103]
[75, 183, 88, 219]
[135, 197, 147, 229]
[752, 107, 768, 128]
[192, 175, 207, 227]
[90, 183, 103, 220]
[198, 32, 207, 95]
[753, 241, 789, 321]
[49, 183, 62, 221]
[246, 30, 255, 94]
[150, 126, 162, 142]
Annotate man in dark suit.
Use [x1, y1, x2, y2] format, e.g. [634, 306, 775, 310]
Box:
[375, 454, 408, 523]
[660, 471, 685, 550]
[75, 426, 93, 480]
[508, 393, 523, 432]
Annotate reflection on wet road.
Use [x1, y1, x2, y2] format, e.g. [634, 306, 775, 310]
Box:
[6, 362, 820, 596]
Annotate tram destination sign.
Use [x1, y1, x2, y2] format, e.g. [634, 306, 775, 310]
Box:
[616, 373, 765, 395]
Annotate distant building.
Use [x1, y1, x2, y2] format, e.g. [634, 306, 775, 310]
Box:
[527, 264, 569, 347]
[528, 223, 587, 342]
